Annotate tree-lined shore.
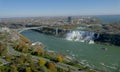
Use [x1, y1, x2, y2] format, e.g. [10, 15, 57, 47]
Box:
[0, 27, 99, 72]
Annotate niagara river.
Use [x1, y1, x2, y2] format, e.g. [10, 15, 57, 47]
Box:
[21, 30, 120, 72]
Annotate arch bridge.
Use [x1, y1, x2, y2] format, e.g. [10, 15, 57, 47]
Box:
[16, 26, 67, 36]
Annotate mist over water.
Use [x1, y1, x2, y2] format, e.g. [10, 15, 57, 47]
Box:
[66, 30, 99, 44]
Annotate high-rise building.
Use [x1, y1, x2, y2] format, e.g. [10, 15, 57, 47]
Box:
[67, 16, 72, 23]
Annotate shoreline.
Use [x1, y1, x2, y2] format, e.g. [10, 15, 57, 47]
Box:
[20, 29, 120, 71]
[20, 33, 101, 72]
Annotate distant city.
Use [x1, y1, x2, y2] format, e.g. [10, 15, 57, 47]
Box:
[0, 16, 101, 28]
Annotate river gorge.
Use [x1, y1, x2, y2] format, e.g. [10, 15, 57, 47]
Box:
[21, 30, 120, 72]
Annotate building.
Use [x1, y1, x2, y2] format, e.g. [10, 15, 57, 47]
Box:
[67, 16, 73, 23]
[0, 27, 10, 32]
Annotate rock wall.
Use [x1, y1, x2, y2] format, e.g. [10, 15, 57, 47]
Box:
[95, 33, 120, 46]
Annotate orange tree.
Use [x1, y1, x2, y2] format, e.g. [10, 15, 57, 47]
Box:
[46, 62, 55, 70]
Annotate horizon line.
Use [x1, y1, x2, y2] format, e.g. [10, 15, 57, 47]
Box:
[1, 14, 120, 19]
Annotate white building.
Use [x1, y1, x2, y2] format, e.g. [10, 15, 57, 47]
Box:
[0, 27, 10, 32]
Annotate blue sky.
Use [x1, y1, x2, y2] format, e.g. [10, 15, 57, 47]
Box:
[0, 0, 120, 17]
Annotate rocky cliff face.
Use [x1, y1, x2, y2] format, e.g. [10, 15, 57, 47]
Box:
[95, 33, 120, 46]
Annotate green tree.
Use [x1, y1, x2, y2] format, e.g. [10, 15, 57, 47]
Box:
[11, 65, 18, 72]
[19, 54, 26, 64]
[26, 54, 32, 62]
[5, 55, 13, 61]
[0, 69, 1, 72]
[30, 61, 38, 72]
[40, 66, 48, 72]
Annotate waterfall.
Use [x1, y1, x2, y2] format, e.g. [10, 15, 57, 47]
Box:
[66, 30, 99, 44]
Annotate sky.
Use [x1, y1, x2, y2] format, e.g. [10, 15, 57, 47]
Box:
[0, 0, 120, 17]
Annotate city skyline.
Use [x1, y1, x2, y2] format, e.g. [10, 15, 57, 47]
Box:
[0, 0, 120, 18]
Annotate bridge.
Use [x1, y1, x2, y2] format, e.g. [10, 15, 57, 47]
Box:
[17, 27, 43, 33]
[15, 26, 65, 36]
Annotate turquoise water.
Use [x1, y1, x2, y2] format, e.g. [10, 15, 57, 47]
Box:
[21, 30, 120, 72]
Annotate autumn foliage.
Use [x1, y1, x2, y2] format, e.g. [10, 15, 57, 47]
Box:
[26, 67, 32, 72]
[39, 58, 46, 66]
[14, 42, 29, 53]
[47, 62, 55, 70]
[37, 49, 43, 55]
[19, 34, 29, 43]
[56, 55, 63, 62]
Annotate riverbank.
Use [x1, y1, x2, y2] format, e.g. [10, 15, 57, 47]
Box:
[0, 27, 96, 72]
[18, 34, 98, 72]
[0, 28, 86, 72]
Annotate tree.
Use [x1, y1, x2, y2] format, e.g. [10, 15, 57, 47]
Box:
[0, 67, 2, 72]
[39, 58, 46, 66]
[16, 42, 29, 53]
[17, 43, 23, 51]
[19, 35, 29, 43]
[37, 49, 43, 56]
[12, 42, 18, 49]
[56, 55, 63, 62]
[26, 54, 32, 62]
[1, 66, 11, 72]
[39, 66, 48, 72]
[46, 62, 55, 70]
[47, 62, 57, 72]
[67, 68, 72, 72]
[22, 47, 28, 53]
[30, 61, 38, 72]
[26, 67, 32, 72]
[11, 65, 18, 72]
[0, 42, 7, 56]
[19, 54, 25, 64]
[5, 55, 13, 61]
[23, 44, 30, 53]
[18, 43, 23, 49]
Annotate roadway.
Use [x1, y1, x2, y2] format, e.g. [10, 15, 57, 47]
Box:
[7, 44, 85, 72]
